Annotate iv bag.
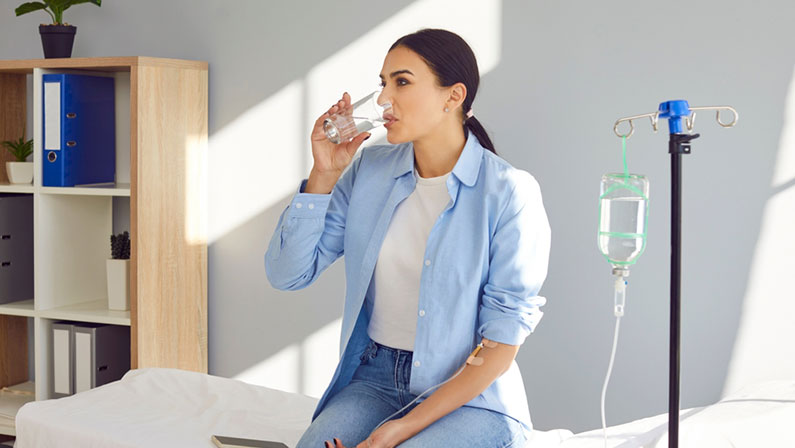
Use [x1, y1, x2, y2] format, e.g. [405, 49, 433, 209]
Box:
[598, 174, 649, 267]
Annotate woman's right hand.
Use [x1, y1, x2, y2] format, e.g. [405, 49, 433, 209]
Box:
[310, 92, 371, 175]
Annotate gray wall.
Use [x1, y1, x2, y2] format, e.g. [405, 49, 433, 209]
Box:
[3, 0, 793, 434]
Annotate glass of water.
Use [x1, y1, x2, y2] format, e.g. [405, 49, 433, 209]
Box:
[324, 91, 392, 144]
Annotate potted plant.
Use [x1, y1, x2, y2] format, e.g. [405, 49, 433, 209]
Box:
[14, 0, 102, 59]
[107, 230, 130, 311]
[1, 135, 34, 184]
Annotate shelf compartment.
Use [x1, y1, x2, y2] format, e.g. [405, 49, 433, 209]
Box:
[0, 314, 29, 396]
[35, 194, 112, 312]
[0, 300, 35, 318]
[0, 72, 27, 186]
[38, 300, 130, 326]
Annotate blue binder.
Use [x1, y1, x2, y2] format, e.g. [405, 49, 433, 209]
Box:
[42, 74, 116, 187]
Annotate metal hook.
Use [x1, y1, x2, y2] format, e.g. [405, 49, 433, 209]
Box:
[613, 119, 634, 139]
[686, 111, 697, 131]
[688, 106, 739, 129]
[613, 111, 660, 139]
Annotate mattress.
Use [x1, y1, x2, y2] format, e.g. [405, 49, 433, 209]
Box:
[559, 380, 795, 447]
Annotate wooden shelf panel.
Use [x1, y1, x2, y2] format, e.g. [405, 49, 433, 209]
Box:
[0, 381, 35, 436]
[0, 300, 35, 318]
[39, 300, 130, 326]
[0, 56, 207, 74]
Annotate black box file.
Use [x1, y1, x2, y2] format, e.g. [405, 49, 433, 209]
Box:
[0, 194, 33, 305]
[52, 322, 131, 397]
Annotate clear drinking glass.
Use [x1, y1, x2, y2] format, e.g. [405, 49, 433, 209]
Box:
[324, 91, 392, 144]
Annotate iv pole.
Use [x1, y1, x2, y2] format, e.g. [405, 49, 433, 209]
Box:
[612, 100, 738, 448]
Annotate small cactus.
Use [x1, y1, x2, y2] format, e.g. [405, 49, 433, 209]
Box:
[110, 231, 130, 260]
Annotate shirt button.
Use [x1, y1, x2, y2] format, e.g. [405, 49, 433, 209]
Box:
[295, 203, 302, 208]
[418, 310, 425, 317]
[424, 259, 431, 266]
[308, 203, 314, 209]
[414, 361, 421, 367]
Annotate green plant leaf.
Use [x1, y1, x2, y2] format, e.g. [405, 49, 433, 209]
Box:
[33, 0, 101, 23]
[65, 0, 102, 8]
[42, 0, 66, 22]
[1, 137, 33, 162]
[14, 2, 48, 16]
[44, 0, 69, 8]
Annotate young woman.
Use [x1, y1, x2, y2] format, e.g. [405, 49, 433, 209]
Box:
[265, 29, 551, 448]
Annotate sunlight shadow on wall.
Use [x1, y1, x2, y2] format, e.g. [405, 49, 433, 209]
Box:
[724, 64, 795, 395]
[220, 0, 502, 395]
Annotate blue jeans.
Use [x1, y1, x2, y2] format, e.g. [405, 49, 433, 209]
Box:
[295, 338, 527, 448]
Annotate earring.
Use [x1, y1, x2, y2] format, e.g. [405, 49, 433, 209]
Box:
[444, 107, 449, 112]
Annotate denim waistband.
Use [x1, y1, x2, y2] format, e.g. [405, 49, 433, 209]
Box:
[371, 339, 413, 356]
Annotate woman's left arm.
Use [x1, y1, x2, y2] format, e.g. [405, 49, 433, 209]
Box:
[400, 342, 519, 438]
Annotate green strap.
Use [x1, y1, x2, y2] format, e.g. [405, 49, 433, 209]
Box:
[600, 183, 647, 200]
[599, 231, 645, 238]
[622, 135, 628, 180]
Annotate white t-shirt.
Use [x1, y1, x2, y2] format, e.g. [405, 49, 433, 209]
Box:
[367, 166, 452, 351]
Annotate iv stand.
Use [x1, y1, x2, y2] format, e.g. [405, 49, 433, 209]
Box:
[612, 100, 738, 448]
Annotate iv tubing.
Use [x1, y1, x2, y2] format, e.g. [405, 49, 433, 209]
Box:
[372, 363, 467, 433]
[601, 314, 621, 448]
[601, 276, 627, 448]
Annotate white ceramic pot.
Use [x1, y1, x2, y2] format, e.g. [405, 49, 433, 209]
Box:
[6, 161, 33, 184]
[106, 259, 130, 311]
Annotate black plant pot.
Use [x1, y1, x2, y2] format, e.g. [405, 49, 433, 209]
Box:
[39, 24, 76, 58]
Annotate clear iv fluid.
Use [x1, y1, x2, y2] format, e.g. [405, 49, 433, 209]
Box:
[598, 173, 649, 267]
[599, 197, 646, 264]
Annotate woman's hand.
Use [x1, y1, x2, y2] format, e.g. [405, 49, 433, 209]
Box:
[324, 419, 414, 448]
[310, 92, 371, 176]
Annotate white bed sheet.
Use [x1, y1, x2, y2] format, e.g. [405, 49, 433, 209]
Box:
[15, 366, 792, 447]
[15, 368, 318, 448]
[559, 380, 795, 447]
[13, 367, 573, 448]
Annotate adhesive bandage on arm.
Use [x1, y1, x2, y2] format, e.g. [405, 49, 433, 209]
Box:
[466, 338, 498, 366]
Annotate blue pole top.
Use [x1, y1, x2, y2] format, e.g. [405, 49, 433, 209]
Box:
[658, 100, 690, 134]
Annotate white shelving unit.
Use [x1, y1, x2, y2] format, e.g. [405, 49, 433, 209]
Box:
[0, 57, 208, 438]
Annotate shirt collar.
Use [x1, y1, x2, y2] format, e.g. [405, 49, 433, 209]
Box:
[393, 131, 484, 187]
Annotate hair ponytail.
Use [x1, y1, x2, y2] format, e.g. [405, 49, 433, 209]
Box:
[463, 116, 496, 155]
[390, 29, 497, 155]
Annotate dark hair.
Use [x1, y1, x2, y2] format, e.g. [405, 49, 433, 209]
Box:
[390, 29, 497, 155]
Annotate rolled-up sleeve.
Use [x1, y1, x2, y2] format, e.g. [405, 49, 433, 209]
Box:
[478, 171, 551, 346]
[264, 153, 363, 291]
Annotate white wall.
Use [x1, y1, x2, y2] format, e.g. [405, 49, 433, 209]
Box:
[2, 0, 793, 434]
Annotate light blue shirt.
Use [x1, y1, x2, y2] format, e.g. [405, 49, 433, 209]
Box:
[265, 132, 551, 436]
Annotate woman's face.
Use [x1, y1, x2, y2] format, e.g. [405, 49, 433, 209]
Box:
[377, 46, 451, 144]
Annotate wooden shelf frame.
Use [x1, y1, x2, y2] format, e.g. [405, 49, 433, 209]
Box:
[0, 57, 208, 413]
